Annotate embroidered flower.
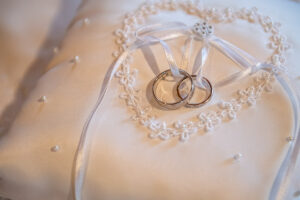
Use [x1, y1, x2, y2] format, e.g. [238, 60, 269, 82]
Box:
[173, 121, 198, 142]
[259, 15, 273, 32]
[269, 34, 290, 53]
[131, 106, 152, 124]
[115, 64, 138, 87]
[119, 88, 140, 107]
[224, 8, 235, 22]
[238, 7, 258, 23]
[237, 86, 258, 106]
[218, 100, 241, 120]
[148, 121, 171, 140]
[271, 54, 286, 66]
[254, 72, 275, 93]
[193, 21, 214, 40]
[197, 112, 221, 132]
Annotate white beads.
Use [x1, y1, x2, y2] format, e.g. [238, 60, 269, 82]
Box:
[72, 56, 80, 64]
[53, 47, 59, 54]
[50, 145, 60, 152]
[83, 18, 90, 26]
[218, 100, 240, 120]
[38, 96, 47, 103]
[74, 55, 80, 63]
[233, 153, 243, 161]
[193, 21, 214, 40]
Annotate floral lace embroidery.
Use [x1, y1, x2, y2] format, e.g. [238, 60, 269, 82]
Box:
[113, 1, 289, 142]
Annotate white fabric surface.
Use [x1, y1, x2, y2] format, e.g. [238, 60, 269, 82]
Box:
[0, 0, 299, 200]
[0, 0, 81, 135]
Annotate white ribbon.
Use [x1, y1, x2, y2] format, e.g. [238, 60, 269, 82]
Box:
[134, 22, 278, 88]
[71, 22, 300, 200]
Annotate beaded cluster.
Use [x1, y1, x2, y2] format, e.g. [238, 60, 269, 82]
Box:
[193, 21, 214, 40]
[113, 1, 290, 142]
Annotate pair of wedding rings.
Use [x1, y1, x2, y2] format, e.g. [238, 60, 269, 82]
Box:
[152, 69, 213, 110]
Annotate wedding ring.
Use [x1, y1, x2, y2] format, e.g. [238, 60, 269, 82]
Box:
[152, 69, 194, 110]
[177, 75, 213, 108]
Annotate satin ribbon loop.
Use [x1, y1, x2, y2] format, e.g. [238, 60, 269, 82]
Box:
[193, 39, 210, 88]
[135, 23, 192, 78]
[141, 35, 181, 77]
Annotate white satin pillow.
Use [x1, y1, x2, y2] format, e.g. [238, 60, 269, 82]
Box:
[0, 0, 299, 200]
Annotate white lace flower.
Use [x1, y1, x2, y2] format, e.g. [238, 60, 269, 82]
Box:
[119, 88, 140, 107]
[173, 121, 198, 142]
[148, 121, 171, 140]
[254, 72, 275, 92]
[259, 15, 273, 32]
[115, 64, 138, 87]
[131, 106, 152, 125]
[224, 8, 235, 22]
[237, 86, 258, 106]
[271, 54, 286, 66]
[218, 100, 241, 120]
[193, 21, 214, 40]
[239, 7, 258, 22]
[197, 112, 221, 132]
[269, 34, 290, 53]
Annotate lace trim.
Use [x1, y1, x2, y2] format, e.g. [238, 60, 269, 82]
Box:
[113, 1, 289, 142]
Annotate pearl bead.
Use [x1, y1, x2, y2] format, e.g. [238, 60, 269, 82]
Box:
[53, 47, 59, 54]
[51, 145, 60, 152]
[233, 153, 242, 161]
[83, 18, 90, 26]
[72, 56, 80, 64]
[38, 96, 47, 103]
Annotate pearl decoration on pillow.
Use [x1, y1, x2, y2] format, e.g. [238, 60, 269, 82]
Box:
[53, 47, 59, 54]
[38, 96, 47, 103]
[193, 21, 214, 40]
[83, 18, 91, 26]
[50, 145, 60, 152]
[233, 153, 243, 161]
[72, 56, 80, 64]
